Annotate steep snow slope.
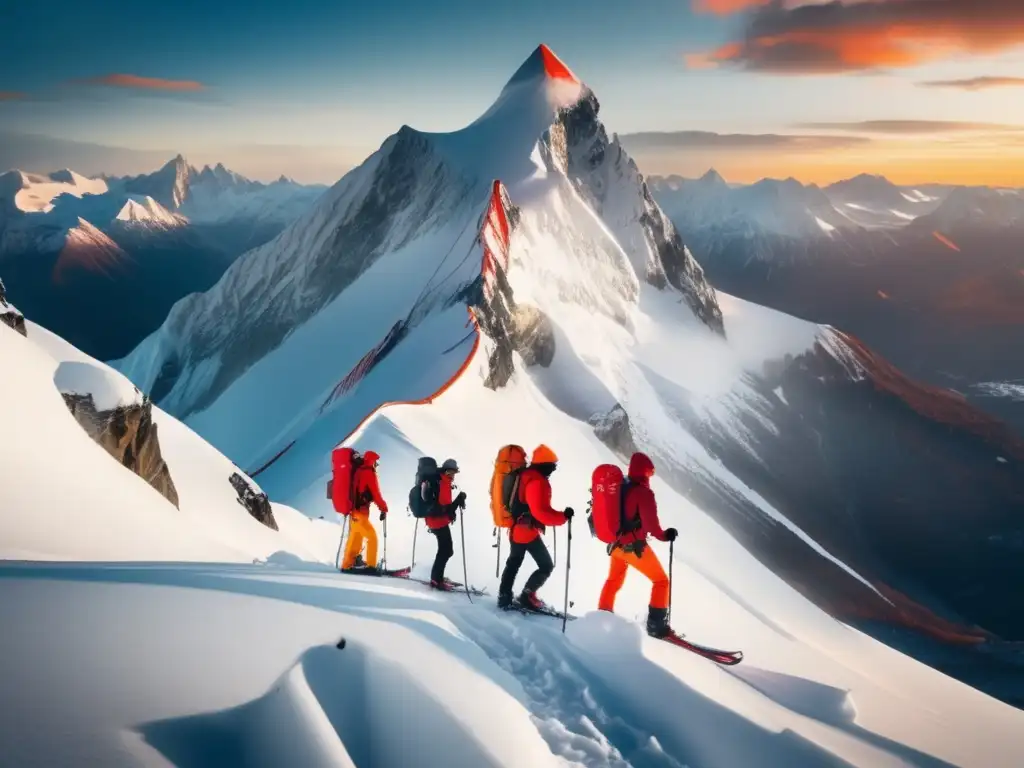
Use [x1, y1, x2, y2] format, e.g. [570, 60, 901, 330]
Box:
[0, 320, 337, 563]
[5, 319, 1024, 767]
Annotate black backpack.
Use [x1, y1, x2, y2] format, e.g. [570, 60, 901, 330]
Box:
[501, 467, 533, 524]
[408, 456, 441, 519]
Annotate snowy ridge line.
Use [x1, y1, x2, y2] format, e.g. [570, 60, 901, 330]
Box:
[248, 180, 512, 477]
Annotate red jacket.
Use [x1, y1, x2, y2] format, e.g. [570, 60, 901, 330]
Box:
[426, 473, 454, 530]
[619, 453, 667, 546]
[511, 467, 567, 544]
[354, 452, 388, 515]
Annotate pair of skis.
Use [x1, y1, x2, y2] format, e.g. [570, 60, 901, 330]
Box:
[341, 566, 742, 666]
[501, 600, 742, 665]
[341, 565, 488, 597]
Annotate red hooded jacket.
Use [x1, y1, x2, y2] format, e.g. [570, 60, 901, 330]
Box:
[425, 473, 454, 530]
[353, 451, 388, 515]
[511, 467, 567, 545]
[618, 452, 668, 546]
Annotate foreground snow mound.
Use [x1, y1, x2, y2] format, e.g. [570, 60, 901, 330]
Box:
[0, 563, 1021, 768]
[53, 359, 142, 411]
[0, 320, 338, 563]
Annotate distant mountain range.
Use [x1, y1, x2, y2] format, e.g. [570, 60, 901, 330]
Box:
[650, 170, 1024, 435]
[0, 157, 326, 360]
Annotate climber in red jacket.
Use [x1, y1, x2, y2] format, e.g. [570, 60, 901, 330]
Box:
[426, 458, 466, 589]
[597, 452, 679, 638]
[498, 444, 573, 611]
[341, 450, 389, 570]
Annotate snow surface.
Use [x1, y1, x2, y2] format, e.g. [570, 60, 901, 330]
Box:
[0, 169, 108, 214]
[53, 360, 143, 411]
[115, 195, 185, 228]
[4, 317, 1023, 765]
[973, 381, 1024, 402]
[27, 47, 1022, 766]
[2, 321, 338, 564]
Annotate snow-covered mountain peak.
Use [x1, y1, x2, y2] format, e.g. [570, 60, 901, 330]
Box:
[195, 162, 255, 190]
[699, 168, 728, 189]
[505, 43, 579, 87]
[47, 169, 92, 186]
[117, 42, 722, 440]
[122, 155, 194, 210]
[114, 195, 186, 228]
[914, 185, 1024, 229]
[0, 168, 109, 214]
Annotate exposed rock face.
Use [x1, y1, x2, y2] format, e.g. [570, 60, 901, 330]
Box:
[61, 393, 179, 508]
[0, 277, 26, 336]
[468, 186, 557, 390]
[589, 404, 638, 459]
[553, 90, 724, 335]
[229, 471, 278, 531]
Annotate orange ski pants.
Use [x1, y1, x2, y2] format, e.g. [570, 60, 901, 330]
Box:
[342, 510, 378, 569]
[598, 544, 670, 611]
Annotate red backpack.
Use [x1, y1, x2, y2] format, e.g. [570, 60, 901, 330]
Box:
[588, 464, 629, 543]
[329, 447, 364, 515]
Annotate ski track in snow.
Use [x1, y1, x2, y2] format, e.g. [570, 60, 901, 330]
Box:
[456, 606, 686, 768]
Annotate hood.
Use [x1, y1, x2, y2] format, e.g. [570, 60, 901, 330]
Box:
[628, 452, 655, 481]
[362, 450, 381, 466]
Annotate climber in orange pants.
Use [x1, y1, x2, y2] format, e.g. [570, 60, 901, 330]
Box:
[341, 451, 389, 570]
[597, 452, 678, 638]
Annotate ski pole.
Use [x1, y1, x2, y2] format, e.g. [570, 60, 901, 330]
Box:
[562, 517, 572, 634]
[412, 518, 420, 568]
[459, 510, 473, 603]
[382, 515, 388, 571]
[495, 528, 501, 578]
[553, 527, 557, 569]
[668, 539, 674, 622]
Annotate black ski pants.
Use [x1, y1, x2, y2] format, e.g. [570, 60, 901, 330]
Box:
[499, 536, 553, 598]
[430, 525, 454, 583]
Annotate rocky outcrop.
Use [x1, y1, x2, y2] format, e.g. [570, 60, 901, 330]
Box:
[0, 277, 26, 336]
[589, 404, 638, 459]
[61, 393, 179, 508]
[229, 471, 278, 531]
[553, 89, 724, 335]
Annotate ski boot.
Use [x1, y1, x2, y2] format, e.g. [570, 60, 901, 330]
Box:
[497, 591, 514, 610]
[429, 578, 453, 592]
[518, 589, 547, 612]
[646, 606, 679, 640]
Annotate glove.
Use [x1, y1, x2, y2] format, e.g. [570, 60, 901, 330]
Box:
[455, 491, 467, 508]
[379, 511, 387, 521]
[664, 527, 677, 542]
[563, 507, 574, 521]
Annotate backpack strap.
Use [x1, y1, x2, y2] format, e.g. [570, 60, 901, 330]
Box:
[507, 469, 535, 526]
[619, 480, 642, 535]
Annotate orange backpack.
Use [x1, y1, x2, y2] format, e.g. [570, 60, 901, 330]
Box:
[490, 444, 527, 527]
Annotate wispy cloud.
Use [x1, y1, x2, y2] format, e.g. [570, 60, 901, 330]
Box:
[918, 76, 1024, 90]
[0, 91, 26, 101]
[794, 120, 1024, 133]
[619, 130, 870, 150]
[691, 0, 771, 14]
[686, 0, 1024, 74]
[73, 74, 206, 92]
